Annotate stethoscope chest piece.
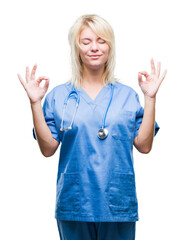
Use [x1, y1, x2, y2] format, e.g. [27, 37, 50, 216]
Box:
[98, 128, 108, 140]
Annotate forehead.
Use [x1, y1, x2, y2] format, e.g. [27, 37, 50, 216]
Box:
[79, 26, 99, 39]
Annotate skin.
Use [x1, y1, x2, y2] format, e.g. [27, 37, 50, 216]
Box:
[18, 26, 167, 156]
[79, 27, 110, 100]
[79, 27, 109, 71]
[134, 60, 167, 153]
[18, 66, 59, 157]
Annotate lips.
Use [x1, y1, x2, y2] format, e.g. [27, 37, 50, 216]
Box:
[89, 55, 102, 59]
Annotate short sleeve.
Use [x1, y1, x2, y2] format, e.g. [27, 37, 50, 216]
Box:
[134, 93, 159, 139]
[33, 91, 60, 143]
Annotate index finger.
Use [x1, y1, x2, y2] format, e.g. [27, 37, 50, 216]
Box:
[30, 64, 37, 81]
[150, 58, 156, 75]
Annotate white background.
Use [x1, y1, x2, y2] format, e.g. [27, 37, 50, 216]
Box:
[0, 0, 183, 239]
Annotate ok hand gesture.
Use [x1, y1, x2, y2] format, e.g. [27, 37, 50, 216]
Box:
[18, 64, 49, 104]
[138, 58, 167, 99]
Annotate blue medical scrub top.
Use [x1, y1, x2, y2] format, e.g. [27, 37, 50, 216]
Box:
[34, 81, 159, 222]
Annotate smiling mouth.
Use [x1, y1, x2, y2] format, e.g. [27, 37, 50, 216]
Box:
[89, 55, 102, 58]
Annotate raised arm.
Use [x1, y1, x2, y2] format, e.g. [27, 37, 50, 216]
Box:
[18, 64, 59, 157]
[134, 58, 167, 153]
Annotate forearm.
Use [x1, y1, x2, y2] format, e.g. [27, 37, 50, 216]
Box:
[31, 101, 59, 157]
[134, 96, 156, 153]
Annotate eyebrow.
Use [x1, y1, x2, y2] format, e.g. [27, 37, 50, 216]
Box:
[81, 37, 104, 41]
[81, 38, 91, 41]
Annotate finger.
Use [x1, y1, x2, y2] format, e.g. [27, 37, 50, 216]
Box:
[150, 58, 156, 75]
[26, 66, 30, 82]
[138, 71, 149, 78]
[159, 69, 167, 84]
[157, 61, 161, 78]
[17, 73, 26, 90]
[43, 78, 50, 92]
[138, 73, 143, 86]
[36, 76, 49, 84]
[30, 64, 37, 81]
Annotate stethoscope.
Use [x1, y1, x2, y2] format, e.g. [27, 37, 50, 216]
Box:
[60, 83, 114, 140]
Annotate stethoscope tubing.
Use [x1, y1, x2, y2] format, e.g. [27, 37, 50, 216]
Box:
[101, 84, 114, 129]
[60, 89, 80, 131]
[60, 83, 114, 138]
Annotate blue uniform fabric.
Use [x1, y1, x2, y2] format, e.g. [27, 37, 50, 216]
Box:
[57, 220, 136, 240]
[33, 81, 159, 222]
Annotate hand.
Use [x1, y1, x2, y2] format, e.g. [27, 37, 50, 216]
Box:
[18, 64, 49, 104]
[138, 58, 167, 99]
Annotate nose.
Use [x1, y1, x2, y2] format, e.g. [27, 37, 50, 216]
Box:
[91, 41, 98, 52]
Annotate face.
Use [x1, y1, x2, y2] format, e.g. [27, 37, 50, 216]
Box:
[79, 27, 110, 70]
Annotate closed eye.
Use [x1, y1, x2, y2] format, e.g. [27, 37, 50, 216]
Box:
[98, 38, 106, 44]
[98, 40, 105, 44]
[81, 38, 91, 45]
[82, 42, 90, 45]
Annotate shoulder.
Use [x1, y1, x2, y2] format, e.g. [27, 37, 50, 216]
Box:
[113, 81, 142, 112]
[113, 81, 138, 97]
[45, 81, 71, 99]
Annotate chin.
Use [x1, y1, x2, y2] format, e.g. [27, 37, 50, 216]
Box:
[85, 61, 106, 70]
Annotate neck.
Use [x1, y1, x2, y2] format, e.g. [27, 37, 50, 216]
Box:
[81, 65, 106, 87]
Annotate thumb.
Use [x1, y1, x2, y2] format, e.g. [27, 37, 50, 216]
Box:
[138, 73, 143, 86]
[138, 71, 149, 78]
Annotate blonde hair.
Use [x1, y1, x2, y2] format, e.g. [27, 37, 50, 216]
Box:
[68, 14, 116, 89]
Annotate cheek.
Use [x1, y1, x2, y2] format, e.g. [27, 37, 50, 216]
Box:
[79, 51, 86, 63]
[103, 47, 110, 59]
[102, 45, 110, 55]
[79, 47, 89, 59]
[106, 46, 110, 55]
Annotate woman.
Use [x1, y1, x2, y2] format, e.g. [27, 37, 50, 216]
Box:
[18, 14, 167, 240]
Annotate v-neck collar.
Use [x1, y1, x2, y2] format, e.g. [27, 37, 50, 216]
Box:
[65, 82, 112, 111]
[79, 83, 111, 105]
